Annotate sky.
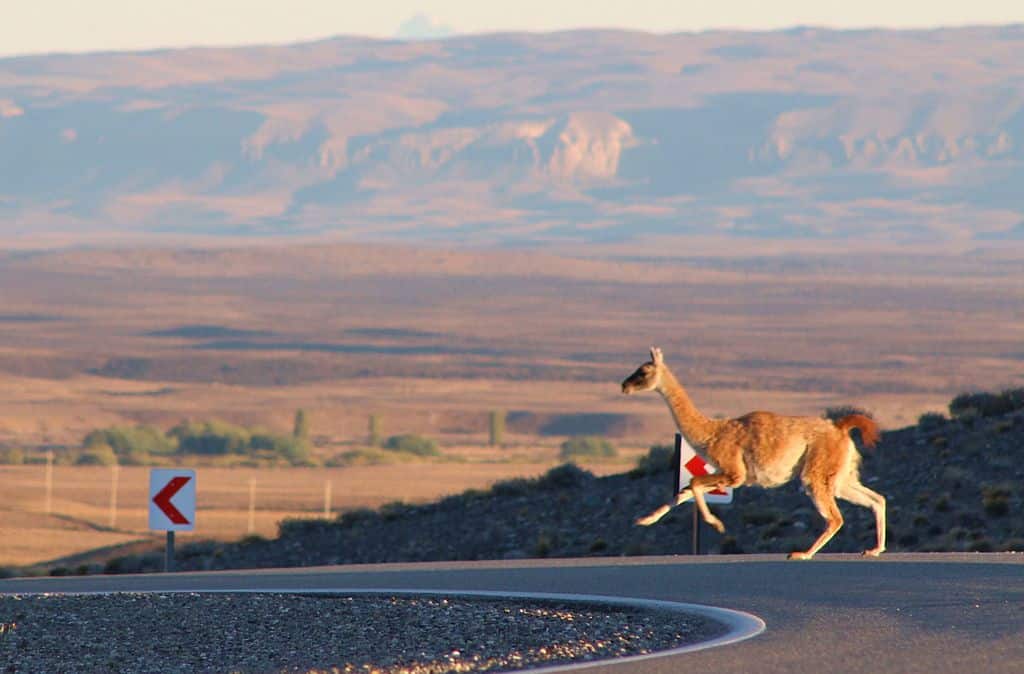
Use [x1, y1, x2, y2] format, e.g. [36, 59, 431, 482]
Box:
[2, 0, 1022, 57]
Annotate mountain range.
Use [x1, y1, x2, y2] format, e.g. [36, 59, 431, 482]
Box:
[2, 26, 1023, 247]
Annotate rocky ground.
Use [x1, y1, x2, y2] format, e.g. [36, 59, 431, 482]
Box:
[26, 397, 1024, 576]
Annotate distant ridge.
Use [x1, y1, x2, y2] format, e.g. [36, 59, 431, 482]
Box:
[1, 26, 1022, 248]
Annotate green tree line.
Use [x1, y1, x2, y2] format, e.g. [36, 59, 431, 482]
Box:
[79, 414, 312, 466]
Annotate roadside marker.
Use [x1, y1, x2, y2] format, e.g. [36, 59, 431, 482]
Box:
[149, 469, 196, 572]
[672, 433, 732, 554]
[672, 433, 733, 504]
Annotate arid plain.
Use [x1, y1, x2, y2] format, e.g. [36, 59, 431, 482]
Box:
[1, 241, 1022, 566]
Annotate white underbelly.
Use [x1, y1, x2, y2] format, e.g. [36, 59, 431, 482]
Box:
[746, 441, 806, 487]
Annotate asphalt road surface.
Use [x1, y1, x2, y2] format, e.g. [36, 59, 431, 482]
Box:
[1, 553, 1021, 674]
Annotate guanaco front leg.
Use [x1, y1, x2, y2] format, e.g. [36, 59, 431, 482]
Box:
[688, 473, 735, 534]
[635, 488, 693, 526]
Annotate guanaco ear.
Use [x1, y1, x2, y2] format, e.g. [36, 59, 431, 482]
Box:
[650, 346, 663, 365]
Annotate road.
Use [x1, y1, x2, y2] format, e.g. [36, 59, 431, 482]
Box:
[1, 553, 1021, 674]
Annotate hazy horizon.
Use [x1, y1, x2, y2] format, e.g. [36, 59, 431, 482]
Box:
[3, 1, 1022, 58]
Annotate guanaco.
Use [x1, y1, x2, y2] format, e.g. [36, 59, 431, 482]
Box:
[621, 347, 886, 559]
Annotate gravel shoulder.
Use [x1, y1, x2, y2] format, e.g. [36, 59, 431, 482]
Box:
[0, 593, 727, 674]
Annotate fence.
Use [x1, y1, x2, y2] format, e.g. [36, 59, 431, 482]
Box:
[0, 460, 564, 567]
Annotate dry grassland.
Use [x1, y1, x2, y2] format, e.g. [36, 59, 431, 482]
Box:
[0, 451, 646, 567]
[0, 242, 1021, 565]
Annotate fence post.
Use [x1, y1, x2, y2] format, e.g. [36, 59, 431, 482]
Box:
[247, 478, 256, 534]
[109, 462, 120, 528]
[368, 414, 381, 447]
[323, 479, 332, 518]
[489, 410, 505, 447]
[44, 449, 53, 514]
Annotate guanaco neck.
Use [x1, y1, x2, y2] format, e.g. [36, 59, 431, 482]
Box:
[656, 365, 718, 447]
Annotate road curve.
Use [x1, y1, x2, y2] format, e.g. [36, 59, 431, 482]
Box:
[1, 553, 1021, 674]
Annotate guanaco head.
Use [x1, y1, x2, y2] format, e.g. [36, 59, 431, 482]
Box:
[621, 346, 665, 394]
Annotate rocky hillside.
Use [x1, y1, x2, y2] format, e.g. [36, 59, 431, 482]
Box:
[2, 27, 1023, 246]
[30, 391, 1022, 577]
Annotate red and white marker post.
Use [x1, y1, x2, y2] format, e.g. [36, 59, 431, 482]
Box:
[672, 433, 732, 554]
[149, 469, 196, 572]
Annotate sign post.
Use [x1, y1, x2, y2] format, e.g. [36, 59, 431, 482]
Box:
[149, 469, 196, 572]
[673, 433, 732, 554]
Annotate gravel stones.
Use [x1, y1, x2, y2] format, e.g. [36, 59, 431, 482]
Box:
[0, 593, 726, 674]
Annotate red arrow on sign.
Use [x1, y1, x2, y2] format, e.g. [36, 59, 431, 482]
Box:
[684, 455, 729, 496]
[152, 476, 192, 525]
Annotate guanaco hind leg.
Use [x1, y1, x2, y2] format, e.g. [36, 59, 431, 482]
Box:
[837, 481, 887, 556]
[789, 484, 844, 560]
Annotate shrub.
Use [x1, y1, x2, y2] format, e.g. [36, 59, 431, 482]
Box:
[533, 532, 554, 557]
[250, 431, 311, 466]
[559, 435, 617, 460]
[293, 409, 310, 440]
[336, 508, 377, 528]
[84, 425, 175, 460]
[968, 539, 994, 552]
[279, 438, 313, 465]
[278, 518, 332, 538]
[380, 501, 411, 521]
[949, 388, 1024, 419]
[823, 406, 872, 422]
[536, 463, 592, 490]
[168, 420, 251, 455]
[0, 446, 24, 465]
[491, 478, 533, 497]
[103, 555, 143, 575]
[631, 444, 674, 476]
[326, 448, 397, 467]
[75, 444, 118, 466]
[917, 412, 947, 431]
[982, 485, 1012, 517]
[719, 536, 744, 554]
[383, 434, 440, 457]
[368, 414, 381, 447]
[176, 542, 217, 561]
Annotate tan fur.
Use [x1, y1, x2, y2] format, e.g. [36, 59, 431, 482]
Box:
[623, 347, 886, 559]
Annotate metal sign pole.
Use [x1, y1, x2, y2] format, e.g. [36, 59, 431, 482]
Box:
[165, 531, 175, 572]
[672, 434, 682, 494]
[675, 434, 701, 555]
[692, 504, 701, 555]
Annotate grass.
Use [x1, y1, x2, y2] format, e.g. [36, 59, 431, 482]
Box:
[0, 453, 645, 567]
[1, 243, 1023, 565]
[1, 243, 1020, 457]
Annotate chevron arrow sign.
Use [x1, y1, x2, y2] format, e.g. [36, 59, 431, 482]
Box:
[149, 469, 196, 531]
